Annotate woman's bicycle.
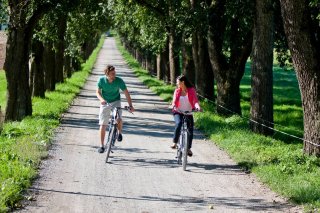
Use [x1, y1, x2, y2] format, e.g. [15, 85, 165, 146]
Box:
[174, 108, 198, 171]
[105, 105, 132, 163]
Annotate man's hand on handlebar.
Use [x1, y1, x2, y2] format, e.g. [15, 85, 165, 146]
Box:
[125, 106, 135, 113]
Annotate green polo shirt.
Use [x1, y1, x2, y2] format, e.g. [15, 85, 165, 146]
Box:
[97, 76, 127, 103]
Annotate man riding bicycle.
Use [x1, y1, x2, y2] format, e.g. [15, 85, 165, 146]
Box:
[96, 65, 134, 153]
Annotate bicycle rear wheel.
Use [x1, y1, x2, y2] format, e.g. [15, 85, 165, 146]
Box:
[105, 125, 116, 163]
[182, 130, 188, 171]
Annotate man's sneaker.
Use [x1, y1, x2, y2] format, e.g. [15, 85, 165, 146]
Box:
[98, 147, 105, 153]
[117, 133, 123, 142]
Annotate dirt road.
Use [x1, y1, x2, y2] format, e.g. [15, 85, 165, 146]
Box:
[19, 37, 301, 213]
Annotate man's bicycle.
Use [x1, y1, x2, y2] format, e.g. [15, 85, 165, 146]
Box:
[174, 108, 199, 171]
[105, 105, 132, 163]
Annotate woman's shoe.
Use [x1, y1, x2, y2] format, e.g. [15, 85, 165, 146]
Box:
[187, 149, 193, 157]
[170, 143, 177, 149]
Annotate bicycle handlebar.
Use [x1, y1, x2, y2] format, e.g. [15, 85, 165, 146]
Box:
[173, 107, 202, 115]
[103, 103, 134, 114]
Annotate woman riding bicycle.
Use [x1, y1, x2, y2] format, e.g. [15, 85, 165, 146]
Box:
[171, 75, 201, 157]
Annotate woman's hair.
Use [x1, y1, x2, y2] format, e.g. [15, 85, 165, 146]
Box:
[177, 75, 193, 88]
[104, 65, 115, 75]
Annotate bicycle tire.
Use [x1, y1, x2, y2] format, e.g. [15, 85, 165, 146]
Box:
[182, 130, 188, 171]
[105, 125, 116, 163]
[177, 127, 184, 165]
[177, 145, 182, 165]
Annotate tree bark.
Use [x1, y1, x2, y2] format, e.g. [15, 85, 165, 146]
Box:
[280, 0, 320, 156]
[192, 32, 215, 100]
[250, 0, 274, 135]
[55, 16, 67, 83]
[4, 0, 59, 120]
[4, 28, 32, 121]
[136, 49, 143, 65]
[31, 39, 45, 97]
[156, 54, 164, 80]
[146, 52, 156, 75]
[168, 28, 180, 85]
[156, 41, 169, 83]
[190, 0, 215, 100]
[207, 0, 253, 115]
[181, 32, 195, 85]
[43, 42, 56, 91]
[64, 54, 72, 78]
[71, 56, 81, 71]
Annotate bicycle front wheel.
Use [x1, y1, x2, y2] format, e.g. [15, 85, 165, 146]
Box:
[182, 130, 188, 171]
[105, 125, 116, 163]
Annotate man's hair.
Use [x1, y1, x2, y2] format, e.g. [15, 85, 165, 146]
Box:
[104, 65, 115, 75]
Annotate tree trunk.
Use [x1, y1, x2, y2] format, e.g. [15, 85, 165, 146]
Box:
[43, 42, 56, 91]
[31, 39, 45, 97]
[146, 52, 156, 75]
[250, 0, 274, 135]
[156, 54, 164, 80]
[181, 32, 195, 85]
[29, 55, 35, 96]
[71, 56, 81, 71]
[55, 16, 67, 83]
[136, 49, 143, 65]
[280, 0, 320, 156]
[168, 28, 180, 85]
[4, 28, 32, 121]
[64, 54, 72, 78]
[192, 32, 214, 100]
[156, 41, 170, 83]
[207, 0, 253, 115]
[4, 0, 58, 121]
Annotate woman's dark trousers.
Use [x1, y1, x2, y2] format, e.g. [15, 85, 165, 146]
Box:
[173, 113, 194, 149]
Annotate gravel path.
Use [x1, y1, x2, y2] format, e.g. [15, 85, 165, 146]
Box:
[18, 37, 301, 213]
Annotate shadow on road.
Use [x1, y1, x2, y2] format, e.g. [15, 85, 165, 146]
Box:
[27, 187, 294, 212]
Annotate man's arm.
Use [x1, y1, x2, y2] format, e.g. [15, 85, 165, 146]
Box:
[96, 88, 106, 105]
[123, 89, 134, 112]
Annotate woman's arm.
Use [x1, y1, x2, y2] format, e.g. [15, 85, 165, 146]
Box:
[172, 89, 178, 107]
[191, 88, 201, 110]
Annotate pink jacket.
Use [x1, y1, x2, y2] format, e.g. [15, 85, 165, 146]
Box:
[172, 87, 200, 112]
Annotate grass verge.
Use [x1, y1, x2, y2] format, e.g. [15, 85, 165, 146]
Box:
[0, 36, 104, 212]
[116, 37, 320, 212]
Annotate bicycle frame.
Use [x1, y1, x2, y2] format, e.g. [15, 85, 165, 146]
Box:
[105, 106, 120, 163]
[105, 105, 132, 163]
[175, 110, 193, 171]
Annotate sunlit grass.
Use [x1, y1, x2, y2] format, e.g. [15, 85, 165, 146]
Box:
[0, 36, 104, 211]
[116, 38, 319, 211]
[240, 62, 303, 143]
